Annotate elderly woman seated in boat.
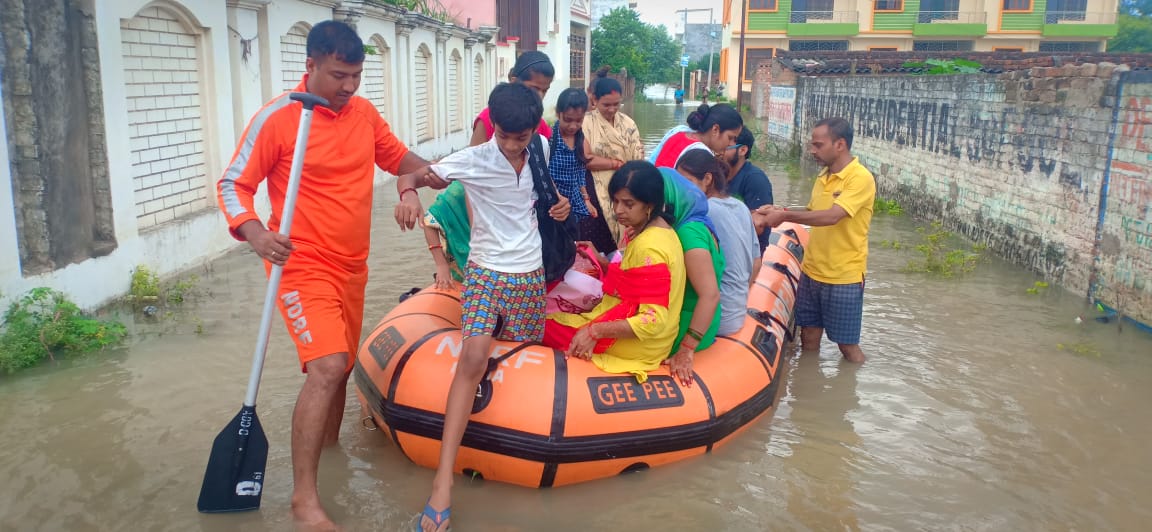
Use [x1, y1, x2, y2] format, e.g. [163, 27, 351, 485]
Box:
[543, 161, 687, 383]
[675, 150, 760, 336]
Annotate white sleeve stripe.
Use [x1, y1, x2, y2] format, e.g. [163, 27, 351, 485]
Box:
[221, 93, 293, 219]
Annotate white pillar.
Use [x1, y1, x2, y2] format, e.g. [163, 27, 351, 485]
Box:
[436, 28, 450, 142]
[396, 17, 415, 146]
[464, 37, 477, 123]
[485, 42, 496, 96]
[225, 0, 270, 138]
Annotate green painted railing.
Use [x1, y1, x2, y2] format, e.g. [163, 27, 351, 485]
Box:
[913, 11, 988, 36]
[1000, 0, 1047, 31]
[872, 0, 919, 31]
[744, 1, 1116, 37]
[787, 11, 860, 36]
[747, 0, 792, 32]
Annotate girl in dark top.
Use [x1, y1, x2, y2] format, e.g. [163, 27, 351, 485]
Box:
[549, 88, 614, 239]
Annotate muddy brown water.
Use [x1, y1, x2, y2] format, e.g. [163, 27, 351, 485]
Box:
[2, 99, 1151, 531]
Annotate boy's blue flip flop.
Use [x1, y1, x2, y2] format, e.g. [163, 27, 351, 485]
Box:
[416, 501, 451, 532]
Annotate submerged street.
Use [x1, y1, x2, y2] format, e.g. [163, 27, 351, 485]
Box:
[1, 97, 1150, 531]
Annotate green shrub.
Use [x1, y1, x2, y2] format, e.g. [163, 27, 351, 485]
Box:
[902, 58, 982, 75]
[129, 266, 200, 305]
[0, 288, 127, 374]
[903, 221, 984, 277]
[874, 198, 904, 215]
[165, 275, 200, 304]
[1057, 342, 1101, 357]
[129, 266, 160, 300]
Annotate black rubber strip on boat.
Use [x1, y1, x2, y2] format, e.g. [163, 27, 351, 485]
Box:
[539, 346, 569, 488]
[764, 260, 800, 287]
[784, 240, 804, 264]
[372, 369, 782, 464]
[692, 372, 717, 453]
[768, 231, 783, 247]
[748, 307, 791, 335]
[385, 327, 458, 456]
[353, 361, 382, 417]
[713, 335, 770, 377]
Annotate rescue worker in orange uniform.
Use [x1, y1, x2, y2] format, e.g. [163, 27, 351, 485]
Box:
[216, 20, 445, 530]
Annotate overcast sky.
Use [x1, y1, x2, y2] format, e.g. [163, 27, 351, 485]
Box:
[631, 0, 725, 35]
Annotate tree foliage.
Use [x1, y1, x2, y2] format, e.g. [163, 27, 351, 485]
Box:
[1110, 0, 1152, 53]
[1121, 0, 1152, 15]
[1111, 14, 1152, 53]
[591, 8, 682, 89]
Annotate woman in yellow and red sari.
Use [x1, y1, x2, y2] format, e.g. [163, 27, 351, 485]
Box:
[544, 161, 687, 383]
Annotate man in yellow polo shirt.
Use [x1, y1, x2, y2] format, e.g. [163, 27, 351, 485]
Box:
[758, 117, 875, 362]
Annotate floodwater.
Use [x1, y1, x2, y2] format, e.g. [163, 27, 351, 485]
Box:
[2, 94, 1151, 532]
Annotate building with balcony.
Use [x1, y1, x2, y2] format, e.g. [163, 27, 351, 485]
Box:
[441, 0, 589, 110]
[719, 0, 1120, 98]
[572, 0, 593, 88]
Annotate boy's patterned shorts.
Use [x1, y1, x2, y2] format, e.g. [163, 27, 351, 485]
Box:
[461, 261, 546, 341]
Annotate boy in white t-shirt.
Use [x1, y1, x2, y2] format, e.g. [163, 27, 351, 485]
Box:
[393, 82, 570, 532]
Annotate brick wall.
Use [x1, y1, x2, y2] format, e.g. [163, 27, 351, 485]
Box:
[751, 60, 771, 119]
[1098, 75, 1152, 325]
[280, 24, 308, 92]
[774, 51, 1152, 75]
[121, 7, 209, 229]
[792, 64, 1152, 326]
[362, 36, 390, 119]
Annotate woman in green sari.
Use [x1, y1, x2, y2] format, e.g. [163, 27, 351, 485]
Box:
[421, 182, 471, 288]
[623, 167, 724, 386]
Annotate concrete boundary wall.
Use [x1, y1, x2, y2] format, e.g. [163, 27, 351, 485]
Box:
[766, 62, 1151, 328]
[0, 0, 514, 309]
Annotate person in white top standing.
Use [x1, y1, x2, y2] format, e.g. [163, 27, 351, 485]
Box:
[394, 82, 570, 532]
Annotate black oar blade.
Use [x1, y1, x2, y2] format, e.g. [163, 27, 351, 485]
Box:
[197, 406, 268, 513]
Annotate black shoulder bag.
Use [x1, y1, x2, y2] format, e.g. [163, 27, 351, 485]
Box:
[526, 135, 576, 283]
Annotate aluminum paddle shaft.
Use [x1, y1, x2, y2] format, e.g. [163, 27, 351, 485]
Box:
[243, 91, 328, 407]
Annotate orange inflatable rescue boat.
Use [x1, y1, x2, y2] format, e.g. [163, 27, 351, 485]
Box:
[354, 223, 809, 488]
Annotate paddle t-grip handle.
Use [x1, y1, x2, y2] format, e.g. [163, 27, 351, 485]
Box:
[290, 92, 329, 110]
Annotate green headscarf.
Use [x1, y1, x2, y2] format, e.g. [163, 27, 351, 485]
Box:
[659, 167, 717, 236]
[425, 182, 471, 281]
[658, 168, 723, 355]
